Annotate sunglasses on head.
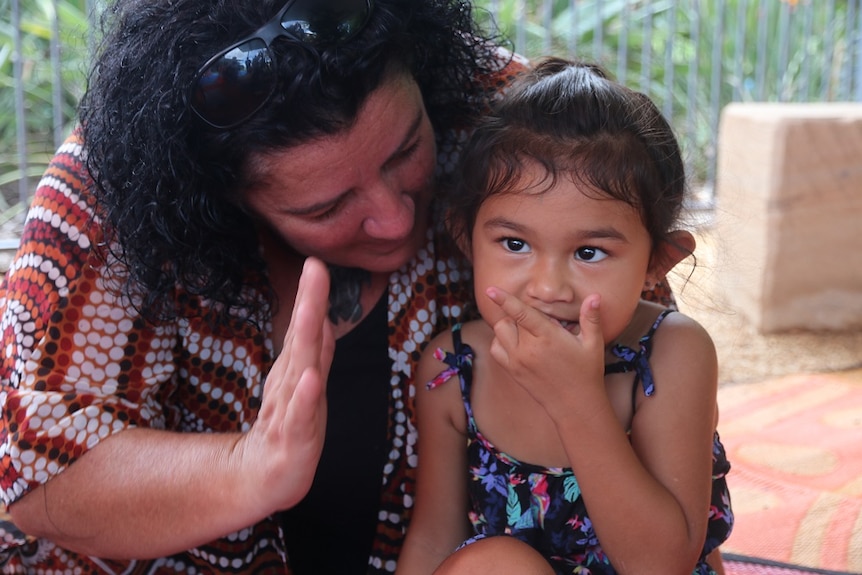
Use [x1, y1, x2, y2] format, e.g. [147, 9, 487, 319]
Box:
[190, 0, 372, 129]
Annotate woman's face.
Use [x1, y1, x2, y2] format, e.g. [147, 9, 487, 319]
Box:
[242, 71, 437, 273]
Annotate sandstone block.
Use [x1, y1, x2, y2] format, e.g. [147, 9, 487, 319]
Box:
[714, 103, 862, 333]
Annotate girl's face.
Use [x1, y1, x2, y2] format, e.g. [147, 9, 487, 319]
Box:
[242, 71, 437, 273]
[470, 162, 658, 346]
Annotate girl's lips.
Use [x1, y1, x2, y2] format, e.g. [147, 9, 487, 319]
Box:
[555, 317, 580, 334]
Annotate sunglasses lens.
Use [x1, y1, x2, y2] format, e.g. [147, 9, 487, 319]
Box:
[191, 0, 372, 128]
[281, 0, 370, 44]
[192, 39, 276, 128]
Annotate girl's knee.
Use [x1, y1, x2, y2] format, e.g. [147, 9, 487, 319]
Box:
[433, 536, 554, 575]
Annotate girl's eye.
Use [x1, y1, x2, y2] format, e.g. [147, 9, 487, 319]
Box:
[575, 246, 608, 262]
[502, 238, 529, 253]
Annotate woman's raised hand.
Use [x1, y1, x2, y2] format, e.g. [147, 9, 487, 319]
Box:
[237, 257, 336, 515]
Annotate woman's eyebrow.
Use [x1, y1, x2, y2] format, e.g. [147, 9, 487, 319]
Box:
[284, 111, 425, 217]
[282, 194, 342, 217]
[382, 109, 424, 169]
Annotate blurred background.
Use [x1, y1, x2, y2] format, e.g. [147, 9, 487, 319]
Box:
[3, 0, 861, 231]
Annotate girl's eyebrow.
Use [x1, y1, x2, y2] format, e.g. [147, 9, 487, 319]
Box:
[284, 111, 425, 217]
[482, 215, 525, 232]
[483, 216, 629, 242]
[579, 227, 629, 242]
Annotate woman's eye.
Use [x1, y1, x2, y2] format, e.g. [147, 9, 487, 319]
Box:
[306, 195, 349, 222]
[502, 238, 529, 253]
[575, 246, 608, 262]
[397, 140, 421, 162]
[309, 206, 340, 222]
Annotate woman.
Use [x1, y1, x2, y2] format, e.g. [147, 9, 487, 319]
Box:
[0, 0, 672, 573]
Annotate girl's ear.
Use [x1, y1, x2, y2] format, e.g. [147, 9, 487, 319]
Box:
[646, 230, 696, 285]
[444, 209, 473, 262]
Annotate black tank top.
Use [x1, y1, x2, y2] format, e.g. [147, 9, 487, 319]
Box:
[280, 293, 390, 574]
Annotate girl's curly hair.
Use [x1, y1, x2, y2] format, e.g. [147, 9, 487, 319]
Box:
[79, 0, 507, 324]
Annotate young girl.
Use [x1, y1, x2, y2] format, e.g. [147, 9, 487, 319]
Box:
[396, 58, 733, 575]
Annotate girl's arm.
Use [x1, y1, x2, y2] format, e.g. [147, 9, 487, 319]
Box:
[397, 332, 472, 575]
[487, 291, 717, 575]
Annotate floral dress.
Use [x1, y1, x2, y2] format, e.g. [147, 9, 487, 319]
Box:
[427, 313, 734, 575]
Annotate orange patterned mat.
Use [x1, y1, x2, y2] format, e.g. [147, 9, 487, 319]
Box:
[717, 368, 862, 574]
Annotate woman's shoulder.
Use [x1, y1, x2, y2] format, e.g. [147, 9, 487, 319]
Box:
[478, 49, 531, 95]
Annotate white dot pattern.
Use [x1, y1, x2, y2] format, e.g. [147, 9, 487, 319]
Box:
[0, 136, 285, 572]
[0, 53, 525, 573]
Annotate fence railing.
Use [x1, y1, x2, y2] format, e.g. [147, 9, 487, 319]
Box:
[477, 0, 862, 206]
[3, 0, 861, 224]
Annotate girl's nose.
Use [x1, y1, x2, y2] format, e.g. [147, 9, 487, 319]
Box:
[361, 182, 416, 241]
[525, 259, 576, 303]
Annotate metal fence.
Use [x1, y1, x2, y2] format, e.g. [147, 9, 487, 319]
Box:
[479, 0, 862, 206]
[4, 0, 862, 224]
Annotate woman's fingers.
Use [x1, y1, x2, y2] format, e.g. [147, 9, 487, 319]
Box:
[271, 255, 334, 423]
[281, 257, 333, 389]
[241, 257, 335, 512]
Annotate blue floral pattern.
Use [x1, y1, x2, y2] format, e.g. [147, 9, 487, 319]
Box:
[427, 318, 734, 575]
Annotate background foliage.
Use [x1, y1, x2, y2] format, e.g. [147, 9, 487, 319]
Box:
[1, 0, 89, 220]
[474, 0, 859, 187]
[1, 0, 858, 218]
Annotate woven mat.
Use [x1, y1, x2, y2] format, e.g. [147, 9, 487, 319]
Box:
[724, 553, 860, 575]
[717, 368, 862, 574]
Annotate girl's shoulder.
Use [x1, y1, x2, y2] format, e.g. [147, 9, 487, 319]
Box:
[425, 319, 491, 356]
[646, 304, 715, 358]
[459, 319, 494, 347]
[418, 320, 491, 391]
[631, 302, 718, 398]
[626, 302, 718, 431]
[609, 301, 717, 388]
[616, 300, 713, 352]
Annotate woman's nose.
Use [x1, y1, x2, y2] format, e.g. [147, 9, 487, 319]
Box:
[361, 182, 415, 240]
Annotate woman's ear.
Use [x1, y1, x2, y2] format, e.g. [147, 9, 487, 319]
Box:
[646, 230, 696, 284]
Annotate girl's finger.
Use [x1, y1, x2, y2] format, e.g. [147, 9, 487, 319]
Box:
[577, 295, 602, 346]
[485, 287, 549, 337]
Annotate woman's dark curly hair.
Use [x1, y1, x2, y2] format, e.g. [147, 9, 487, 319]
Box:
[79, 0, 506, 324]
